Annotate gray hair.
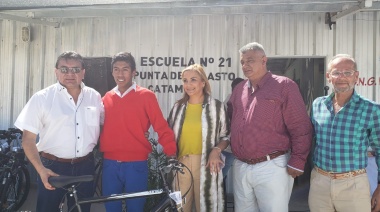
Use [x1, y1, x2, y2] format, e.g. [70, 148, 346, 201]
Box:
[239, 42, 266, 56]
[327, 54, 357, 72]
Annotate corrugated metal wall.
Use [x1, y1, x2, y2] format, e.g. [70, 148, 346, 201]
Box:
[0, 12, 379, 130]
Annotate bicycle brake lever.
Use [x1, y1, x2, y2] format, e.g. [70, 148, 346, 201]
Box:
[167, 158, 178, 165]
[162, 164, 174, 174]
[178, 168, 185, 174]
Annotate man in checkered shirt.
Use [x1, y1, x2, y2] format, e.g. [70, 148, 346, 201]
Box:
[309, 54, 380, 212]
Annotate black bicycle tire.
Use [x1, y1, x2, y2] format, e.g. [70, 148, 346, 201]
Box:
[93, 159, 103, 196]
[0, 178, 15, 212]
[0, 166, 30, 212]
[13, 165, 30, 211]
[172, 162, 193, 201]
[0, 171, 6, 197]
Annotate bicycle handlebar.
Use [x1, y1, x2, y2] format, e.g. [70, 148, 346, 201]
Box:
[163, 159, 184, 174]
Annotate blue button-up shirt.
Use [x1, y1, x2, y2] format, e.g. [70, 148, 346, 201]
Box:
[311, 91, 380, 177]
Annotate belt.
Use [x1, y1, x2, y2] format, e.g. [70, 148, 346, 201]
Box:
[315, 166, 366, 180]
[40, 152, 92, 164]
[239, 150, 288, 165]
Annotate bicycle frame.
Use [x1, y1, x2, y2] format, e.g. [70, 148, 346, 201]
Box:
[68, 188, 172, 212]
[49, 160, 189, 212]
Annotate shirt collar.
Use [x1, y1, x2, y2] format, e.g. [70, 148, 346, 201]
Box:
[113, 82, 136, 97]
[57, 81, 85, 91]
[324, 90, 360, 107]
[247, 71, 271, 89]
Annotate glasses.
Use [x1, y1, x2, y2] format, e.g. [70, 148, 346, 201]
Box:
[58, 67, 82, 74]
[329, 70, 356, 78]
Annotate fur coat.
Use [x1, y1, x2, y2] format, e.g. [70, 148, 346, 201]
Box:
[167, 95, 230, 212]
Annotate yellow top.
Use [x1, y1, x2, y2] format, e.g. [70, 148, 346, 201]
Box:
[178, 103, 202, 158]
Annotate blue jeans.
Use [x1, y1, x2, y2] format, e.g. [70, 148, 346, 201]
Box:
[366, 157, 378, 196]
[102, 159, 148, 212]
[37, 155, 95, 212]
[222, 151, 235, 178]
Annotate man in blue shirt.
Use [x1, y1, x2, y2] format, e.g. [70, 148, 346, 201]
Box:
[309, 54, 380, 212]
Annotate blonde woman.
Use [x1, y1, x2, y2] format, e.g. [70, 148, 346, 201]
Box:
[167, 64, 230, 212]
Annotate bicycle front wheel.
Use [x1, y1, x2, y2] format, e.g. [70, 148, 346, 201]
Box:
[0, 166, 30, 212]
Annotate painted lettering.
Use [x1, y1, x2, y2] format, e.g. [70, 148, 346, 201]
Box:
[140, 57, 195, 67]
[148, 84, 184, 93]
[208, 72, 236, 81]
[356, 77, 379, 86]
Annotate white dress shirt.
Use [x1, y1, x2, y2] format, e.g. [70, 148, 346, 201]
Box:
[112, 81, 136, 98]
[14, 82, 104, 158]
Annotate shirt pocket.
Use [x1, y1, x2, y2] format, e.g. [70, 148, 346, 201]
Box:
[252, 98, 277, 123]
[85, 106, 100, 127]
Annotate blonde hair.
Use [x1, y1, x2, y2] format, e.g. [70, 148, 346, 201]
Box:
[177, 64, 211, 105]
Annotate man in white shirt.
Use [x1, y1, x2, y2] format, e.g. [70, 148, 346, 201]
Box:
[14, 51, 103, 212]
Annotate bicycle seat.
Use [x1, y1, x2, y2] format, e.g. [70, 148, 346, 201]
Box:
[49, 175, 94, 188]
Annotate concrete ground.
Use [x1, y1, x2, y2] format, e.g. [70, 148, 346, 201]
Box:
[18, 182, 310, 212]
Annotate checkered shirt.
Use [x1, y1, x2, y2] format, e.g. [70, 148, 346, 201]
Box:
[311, 91, 380, 177]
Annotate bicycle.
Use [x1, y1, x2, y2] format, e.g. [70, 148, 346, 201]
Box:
[92, 145, 103, 197]
[0, 148, 30, 212]
[49, 159, 193, 212]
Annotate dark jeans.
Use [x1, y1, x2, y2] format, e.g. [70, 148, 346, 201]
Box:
[37, 155, 95, 212]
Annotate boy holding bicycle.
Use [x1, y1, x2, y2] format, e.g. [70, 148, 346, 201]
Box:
[100, 52, 177, 212]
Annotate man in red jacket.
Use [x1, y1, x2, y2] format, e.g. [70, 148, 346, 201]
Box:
[100, 52, 177, 212]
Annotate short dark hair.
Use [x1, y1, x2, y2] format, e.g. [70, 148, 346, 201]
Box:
[111, 52, 136, 71]
[55, 51, 84, 69]
[231, 77, 244, 90]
